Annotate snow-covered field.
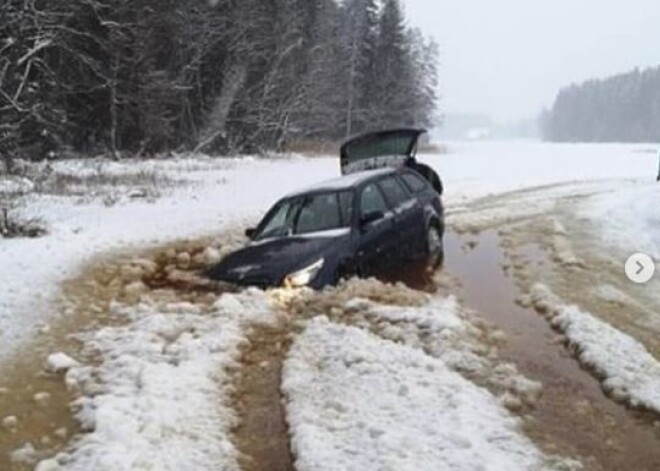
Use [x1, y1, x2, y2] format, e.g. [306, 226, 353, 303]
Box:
[2, 141, 660, 470]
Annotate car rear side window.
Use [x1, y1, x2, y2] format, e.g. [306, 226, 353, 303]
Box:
[360, 183, 389, 215]
[401, 172, 428, 193]
[378, 176, 411, 207]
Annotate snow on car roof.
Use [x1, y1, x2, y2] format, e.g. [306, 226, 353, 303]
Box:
[285, 168, 395, 198]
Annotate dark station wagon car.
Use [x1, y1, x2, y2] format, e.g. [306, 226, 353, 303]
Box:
[208, 130, 444, 289]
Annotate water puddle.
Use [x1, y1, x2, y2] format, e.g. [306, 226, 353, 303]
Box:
[0, 237, 235, 469]
[233, 323, 294, 471]
[444, 230, 660, 471]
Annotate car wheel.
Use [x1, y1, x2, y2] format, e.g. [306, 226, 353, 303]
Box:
[336, 259, 359, 284]
[426, 224, 444, 270]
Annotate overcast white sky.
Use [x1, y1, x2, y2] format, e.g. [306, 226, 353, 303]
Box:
[403, 0, 660, 122]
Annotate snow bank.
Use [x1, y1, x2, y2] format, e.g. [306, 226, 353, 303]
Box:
[531, 283, 660, 413]
[39, 288, 280, 471]
[282, 318, 573, 471]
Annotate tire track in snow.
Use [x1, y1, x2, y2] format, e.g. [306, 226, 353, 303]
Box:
[232, 323, 295, 471]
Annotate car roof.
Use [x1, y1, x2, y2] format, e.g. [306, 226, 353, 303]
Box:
[285, 168, 396, 198]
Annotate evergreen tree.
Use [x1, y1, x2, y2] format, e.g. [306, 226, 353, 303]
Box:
[544, 66, 660, 143]
[373, 0, 413, 129]
[0, 0, 440, 160]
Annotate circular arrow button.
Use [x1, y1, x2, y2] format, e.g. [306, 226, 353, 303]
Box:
[625, 253, 655, 284]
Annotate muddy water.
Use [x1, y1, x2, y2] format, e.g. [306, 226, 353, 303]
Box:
[0, 256, 123, 470]
[444, 230, 660, 470]
[233, 324, 294, 471]
[0, 238, 233, 470]
[0, 349, 80, 470]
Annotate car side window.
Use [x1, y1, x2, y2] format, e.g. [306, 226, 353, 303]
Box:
[378, 176, 411, 207]
[257, 199, 300, 239]
[297, 193, 342, 234]
[401, 172, 428, 193]
[360, 183, 389, 216]
[338, 191, 354, 226]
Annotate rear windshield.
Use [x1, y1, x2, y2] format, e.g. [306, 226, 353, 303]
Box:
[253, 191, 354, 240]
[343, 134, 415, 162]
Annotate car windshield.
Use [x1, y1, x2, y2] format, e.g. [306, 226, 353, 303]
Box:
[253, 191, 354, 241]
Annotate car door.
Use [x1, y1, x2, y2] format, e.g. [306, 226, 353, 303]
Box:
[377, 175, 426, 261]
[400, 170, 438, 254]
[355, 181, 397, 276]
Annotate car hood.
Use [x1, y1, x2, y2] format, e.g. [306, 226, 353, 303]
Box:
[208, 232, 349, 287]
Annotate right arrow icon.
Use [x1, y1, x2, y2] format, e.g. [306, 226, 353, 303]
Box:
[626, 253, 655, 284]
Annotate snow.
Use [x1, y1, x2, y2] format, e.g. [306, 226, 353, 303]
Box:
[249, 228, 351, 246]
[420, 141, 656, 203]
[341, 295, 544, 409]
[0, 175, 35, 195]
[3, 415, 19, 430]
[282, 317, 568, 471]
[2, 142, 660, 468]
[287, 168, 394, 196]
[46, 288, 279, 471]
[45, 352, 80, 373]
[581, 182, 660, 260]
[10, 442, 37, 465]
[2, 143, 658, 361]
[530, 283, 660, 413]
[0, 155, 336, 362]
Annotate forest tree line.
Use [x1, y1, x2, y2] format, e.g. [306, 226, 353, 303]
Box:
[0, 0, 438, 166]
[542, 66, 660, 143]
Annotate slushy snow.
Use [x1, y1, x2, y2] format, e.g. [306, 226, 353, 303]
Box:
[531, 283, 660, 413]
[282, 317, 571, 471]
[43, 289, 280, 471]
[45, 352, 80, 373]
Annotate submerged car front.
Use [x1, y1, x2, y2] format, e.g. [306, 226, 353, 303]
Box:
[208, 189, 356, 289]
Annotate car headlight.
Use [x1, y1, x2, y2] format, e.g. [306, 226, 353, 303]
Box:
[285, 258, 325, 288]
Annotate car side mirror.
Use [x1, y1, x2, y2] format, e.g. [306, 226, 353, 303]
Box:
[245, 228, 256, 239]
[360, 210, 385, 229]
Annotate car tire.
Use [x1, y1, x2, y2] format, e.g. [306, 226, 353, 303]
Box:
[426, 224, 444, 270]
